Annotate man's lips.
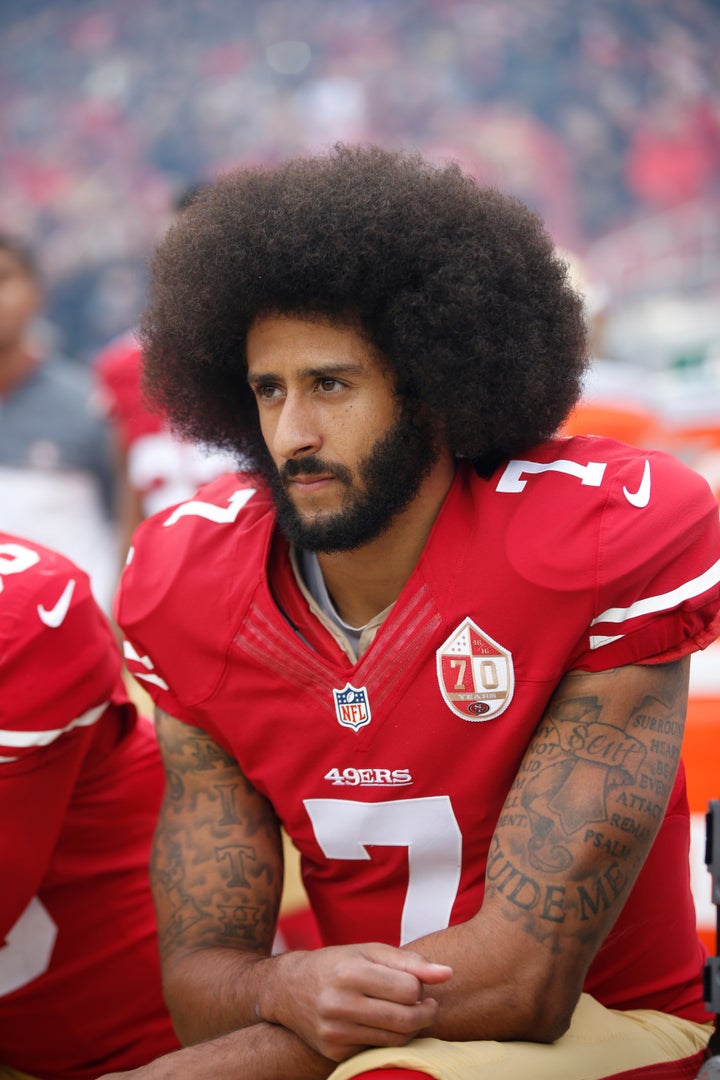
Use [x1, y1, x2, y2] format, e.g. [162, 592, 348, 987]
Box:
[286, 473, 337, 491]
[281, 458, 351, 494]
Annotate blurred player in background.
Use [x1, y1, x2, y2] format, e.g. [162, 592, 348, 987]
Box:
[92, 186, 238, 563]
[0, 532, 179, 1080]
[0, 234, 118, 612]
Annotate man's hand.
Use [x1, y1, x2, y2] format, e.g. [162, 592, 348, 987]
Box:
[255, 942, 453, 1061]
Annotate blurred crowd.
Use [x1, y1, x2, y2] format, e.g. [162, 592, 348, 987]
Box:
[1, 0, 719, 359]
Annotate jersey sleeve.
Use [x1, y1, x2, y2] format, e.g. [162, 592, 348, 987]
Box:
[0, 535, 126, 764]
[115, 474, 271, 729]
[572, 446, 720, 670]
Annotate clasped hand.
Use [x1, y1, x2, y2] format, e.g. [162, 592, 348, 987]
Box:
[255, 942, 453, 1062]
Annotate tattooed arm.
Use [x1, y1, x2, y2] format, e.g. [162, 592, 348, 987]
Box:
[380, 657, 693, 1043]
[149, 709, 286, 1041]
[149, 709, 449, 1067]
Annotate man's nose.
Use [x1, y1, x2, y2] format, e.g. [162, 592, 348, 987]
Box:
[272, 394, 322, 460]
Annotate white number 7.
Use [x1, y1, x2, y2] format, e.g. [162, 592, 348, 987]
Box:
[304, 796, 462, 945]
[496, 457, 606, 492]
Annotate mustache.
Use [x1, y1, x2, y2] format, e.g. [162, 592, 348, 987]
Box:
[280, 456, 353, 485]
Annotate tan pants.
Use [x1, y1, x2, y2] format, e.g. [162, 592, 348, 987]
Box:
[329, 994, 713, 1080]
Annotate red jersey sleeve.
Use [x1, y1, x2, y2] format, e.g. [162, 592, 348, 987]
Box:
[116, 474, 271, 731]
[570, 444, 720, 669]
[493, 437, 719, 672]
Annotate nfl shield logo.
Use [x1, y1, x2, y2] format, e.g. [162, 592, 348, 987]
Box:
[436, 617, 514, 722]
[333, 683, 372, 732]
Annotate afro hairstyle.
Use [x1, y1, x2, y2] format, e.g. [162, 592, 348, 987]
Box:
[140, 143, 588, 474]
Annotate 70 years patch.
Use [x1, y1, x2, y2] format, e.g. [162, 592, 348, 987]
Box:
[436, 617, 514, 721]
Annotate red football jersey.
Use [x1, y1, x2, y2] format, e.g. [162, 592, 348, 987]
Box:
[117, 437, 720, 1024]
[0, 534, 178, 1079]
[93, 332, 237, 517]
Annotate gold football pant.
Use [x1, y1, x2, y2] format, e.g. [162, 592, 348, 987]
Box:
[329, 993, 713, 1079]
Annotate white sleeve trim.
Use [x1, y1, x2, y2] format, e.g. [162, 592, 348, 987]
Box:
[0, 702, 107, 751]
[591, 555, 720, 630]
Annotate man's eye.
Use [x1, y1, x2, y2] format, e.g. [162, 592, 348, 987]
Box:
[319, 378, 342, 392]
[256, 384, 279, 399]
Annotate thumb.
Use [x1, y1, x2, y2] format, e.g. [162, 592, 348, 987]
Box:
[418, 961, 453, 985]
[374, 944, 453, 983]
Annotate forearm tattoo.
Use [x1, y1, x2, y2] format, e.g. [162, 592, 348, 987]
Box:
[489, 661, 688, 939]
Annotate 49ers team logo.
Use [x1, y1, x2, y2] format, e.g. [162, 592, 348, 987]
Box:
[436, 618, 514, 722]
[333, 683, 372, 732]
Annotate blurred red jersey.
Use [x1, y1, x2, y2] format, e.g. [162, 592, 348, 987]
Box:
[0, 534, 178, 1079]
[94, 331, 237, 517]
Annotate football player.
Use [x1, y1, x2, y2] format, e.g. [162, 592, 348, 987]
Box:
[92, 186, 238, 566]
[0, 534, 179, 1079]
[104, 146, 720, 1080]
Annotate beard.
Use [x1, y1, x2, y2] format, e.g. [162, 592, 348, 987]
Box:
[262, 408, 440, 553]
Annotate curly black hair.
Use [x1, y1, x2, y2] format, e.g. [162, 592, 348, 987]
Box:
[140, 143, 587, 474]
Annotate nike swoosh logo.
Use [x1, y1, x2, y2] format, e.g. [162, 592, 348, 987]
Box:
[622, 459, 651, 508]
[37, 578, 77, 628]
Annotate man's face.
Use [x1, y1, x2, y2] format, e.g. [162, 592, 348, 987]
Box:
[246, 314, 438, 552]
[0, 248, 40, 353]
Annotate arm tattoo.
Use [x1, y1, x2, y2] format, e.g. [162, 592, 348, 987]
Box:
[489, 660, 689, 939]
[151, 711, 283, 961]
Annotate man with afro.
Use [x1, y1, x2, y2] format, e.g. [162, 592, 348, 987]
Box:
[105, 144, 720, 1080]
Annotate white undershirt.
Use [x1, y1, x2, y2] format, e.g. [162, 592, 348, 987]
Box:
[292, 547, 393, 661]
